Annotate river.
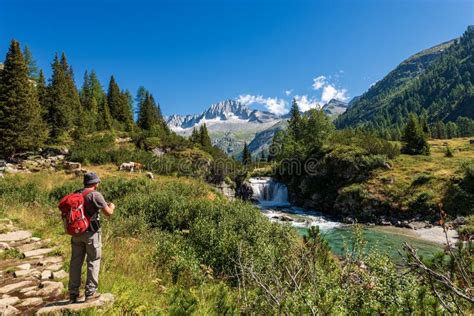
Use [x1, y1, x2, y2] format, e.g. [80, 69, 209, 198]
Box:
[248, 177, 444, 261]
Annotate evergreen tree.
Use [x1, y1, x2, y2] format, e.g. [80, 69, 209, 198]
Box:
[137, 92, 160, 130]
[45, 53, 75, 141]
[456, 116, 474, 137]
[288, 98, 302, 138]
[446, 121, 459, 139]
[60, 53, 84, 139]
[435, 120, 446, 139]
[97, 98, 113, 131]
[419, 110, 431, 137]
[401, 113, 430, 155]
[242, 142, 251, 165]
[199, 124, 212, 148]
[0, 40, 48, 156]
[107, 76, 134, 130]
[79, 71, 98, 132]
[23, 45, 38, 80]
[189, 127, 200, 144]
[36, 69, 47, 113]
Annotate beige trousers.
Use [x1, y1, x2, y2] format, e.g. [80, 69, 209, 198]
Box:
[68, 230, 102, 296]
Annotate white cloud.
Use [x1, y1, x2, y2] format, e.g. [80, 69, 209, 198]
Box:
[312, 74, 349, 104]
[285, 89, 293, 96]
[294, 95, 321, 112]
[320, 85, 349, 104]
[312, 76, 326, 90]
[237, 94, 287, 115]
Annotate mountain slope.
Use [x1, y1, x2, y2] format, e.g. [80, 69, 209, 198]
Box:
[166, 99, 282, 155]
[336, 26, 474, 128]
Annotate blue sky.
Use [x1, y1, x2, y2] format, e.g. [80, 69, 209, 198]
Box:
[1, 0, 473, 116]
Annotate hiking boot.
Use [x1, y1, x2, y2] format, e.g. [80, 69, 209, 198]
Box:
[85, 292, 101, 301]
[69, 294, 79, 304]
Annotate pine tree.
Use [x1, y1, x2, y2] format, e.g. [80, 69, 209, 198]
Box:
[79, 71, 98, 132]
[189, 127, 200, 144]
[0, 40, 48, 156]
[401, 113, 430, 155]
[242, 142, 251, 165]
[23, 45, 38, 80]
[435, 120, 446, 139]
[37, 70, 47, 113]
[288, 98, 302, 139]
[446, 121, 459, 139]
[61, 53, 84, 139]
[97, 98, 113, 130]
[137, 92, 159, 130]
[199, 124, 212, 148]
[107, 76, 134, 130]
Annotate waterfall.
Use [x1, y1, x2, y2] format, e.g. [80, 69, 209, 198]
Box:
[248, 177, 290, 207]
[248, 177, 341, 230]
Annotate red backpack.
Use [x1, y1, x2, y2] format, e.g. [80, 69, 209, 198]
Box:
[58, 189, 93, 235]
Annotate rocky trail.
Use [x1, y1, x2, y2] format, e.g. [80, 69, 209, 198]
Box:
[0, 219, 113, 315]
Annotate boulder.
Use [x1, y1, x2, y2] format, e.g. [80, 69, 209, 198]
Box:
[0, 231, 32, 242]
[65, 162, 81, 170]
[452, 216, 468, 227]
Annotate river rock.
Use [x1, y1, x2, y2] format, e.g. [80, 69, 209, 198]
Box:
[36, 293, 114, 315]
[23, 248, 54, 258]
[272, 214, 294, 222]
[452, 216, 468, 227]
[0, 231, 32, 242]
[0, 296, 20, 306]
[408, 221, 431, 230]
[0, 280, 36, 294]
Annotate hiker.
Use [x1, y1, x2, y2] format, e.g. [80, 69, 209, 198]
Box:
[67, 172, 115, 303]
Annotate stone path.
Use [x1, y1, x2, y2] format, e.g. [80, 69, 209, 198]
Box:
[0, 219, 114, 315]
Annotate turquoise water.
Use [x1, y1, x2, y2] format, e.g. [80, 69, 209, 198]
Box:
[297, 226, 444, 262]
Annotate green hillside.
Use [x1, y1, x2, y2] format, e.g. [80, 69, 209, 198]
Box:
[336, 26, 473, 129]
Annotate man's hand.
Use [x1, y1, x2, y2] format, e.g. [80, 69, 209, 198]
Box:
[102, 202, 115, 216]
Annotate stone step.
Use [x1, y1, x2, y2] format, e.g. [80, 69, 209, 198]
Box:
[13, 269, 40, 278]
[36, 293, 114, 315]
[38, 256, 63, 266]
[15, 241, 45, 253]
[0, 231, 32, 242]
[15, 263, 31, 270]
[51, 270, 67, 280]
[0, 296, 20, 306]
[17, 296, 43, 308]
[0, 280, 36, 294]
[0, 304, 19, 315]
[22, 248, 54, 258]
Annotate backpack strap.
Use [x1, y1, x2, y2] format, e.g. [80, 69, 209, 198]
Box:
[81, 188, 94, 198]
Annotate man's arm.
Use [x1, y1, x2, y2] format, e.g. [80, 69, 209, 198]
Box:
[101, 203, 115, 216]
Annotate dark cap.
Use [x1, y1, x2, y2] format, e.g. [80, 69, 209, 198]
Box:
[83, 172, 101, 186]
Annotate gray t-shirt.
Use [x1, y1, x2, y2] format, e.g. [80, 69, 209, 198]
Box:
[83, 190, 107, 232]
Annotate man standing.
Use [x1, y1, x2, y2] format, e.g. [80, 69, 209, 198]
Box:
[68, 172, 115, 303]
